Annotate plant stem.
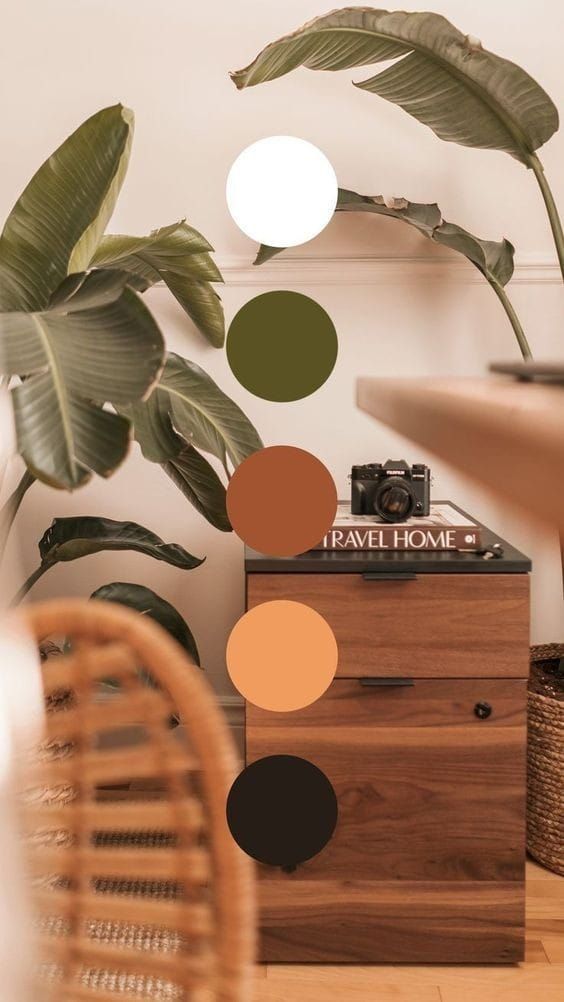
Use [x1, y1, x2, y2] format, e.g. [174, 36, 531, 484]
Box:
[491, 283, 532, 360]
[10, 561, 52, 607]
[0, 469, 36, 555]
[528, 153, 564, 284]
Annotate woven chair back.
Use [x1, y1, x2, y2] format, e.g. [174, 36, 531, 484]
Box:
[19, 598, 255, 1002]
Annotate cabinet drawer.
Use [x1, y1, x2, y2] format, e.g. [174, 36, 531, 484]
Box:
[247, 678, 526, 882]
[256, 881, 524, 963]
[247, 677, 526, 962]
[247, 572, 529, 677]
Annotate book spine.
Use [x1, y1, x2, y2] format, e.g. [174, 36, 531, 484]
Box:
[314, 526, 483, 551]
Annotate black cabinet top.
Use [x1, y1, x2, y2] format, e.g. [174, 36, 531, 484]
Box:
[245, 504, 531, 574]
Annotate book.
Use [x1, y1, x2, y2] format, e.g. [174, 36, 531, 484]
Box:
[314, 502, 483, 552]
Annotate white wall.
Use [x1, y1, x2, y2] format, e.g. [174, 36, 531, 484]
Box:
[2, 1, 564, 704]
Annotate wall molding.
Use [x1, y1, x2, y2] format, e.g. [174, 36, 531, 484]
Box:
[149, 254, 559, 291]
[218, 696, 244, 756]
[206, 253, 560, 287]
[218, 695, 244, 728]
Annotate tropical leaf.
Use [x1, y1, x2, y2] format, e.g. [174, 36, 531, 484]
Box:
[47, 267, 138, 310]
[163, 272, 225, 348]
[338, 189, 515, 287]
[231, 8, 558, 165]
[161, 353, 263, 469]
[255, 187, 515, 288]
[122, 386, 232, 529]
[163, 444, 231, 532]
[432, 223, 515, 286]
[93, 222, 214, 267]
[92, 222, 225, 347]
[253, 244, 284, 266]
[14, 515, 204, 605]
[0, 270, 165, 488]
[336, 188, 441, 237]
[122, 352, 263, 474]
[121, 389, 182, 463]
[91, 581, 200, 664]
[120, 353, 257, 528]
[37, 516, 203, 568]
[0, 105, 133, 312]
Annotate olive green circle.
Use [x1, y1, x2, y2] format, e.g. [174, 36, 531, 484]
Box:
[226, 291, 338, 402]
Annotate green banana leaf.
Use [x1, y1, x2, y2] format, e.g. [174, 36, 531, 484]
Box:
[91, 581, 200, 664]
[0, 105, 133, 312]
[255, 187, 515, 289]
[120, 375, 233, 531]
[0, 270, 165, 489]
[38, 516, 203, 567]
[336, 189, 441, 237]
[432, 223, 515, 287]
[121, 384, 182, 464]
[253, 243, 286, 267]
[123, 352, 263, 475]
[231, 8, 558, 166]
[92, 222, 225, 347]
[15, 515, 204, 604]
[163, 444, 231, 532]
[163, 272, 224, 348]
[337, 189, 515, 287]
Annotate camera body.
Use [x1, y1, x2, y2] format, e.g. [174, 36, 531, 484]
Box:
[350, 459, 431, 523]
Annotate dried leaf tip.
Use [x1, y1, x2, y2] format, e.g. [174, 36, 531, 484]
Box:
[384, 196, 409, 210]
[464, 35, 483, 53]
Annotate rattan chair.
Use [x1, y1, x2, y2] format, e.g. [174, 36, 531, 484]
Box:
[18, 598, 255, 1002]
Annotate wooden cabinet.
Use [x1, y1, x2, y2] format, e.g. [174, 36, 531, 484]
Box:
[247, 573, 529, 678]
[245, 532, 530, 963]
[247, 679, 526, 961]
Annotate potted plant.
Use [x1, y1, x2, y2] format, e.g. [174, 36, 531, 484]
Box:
[230, 6, 563, 873]
[0, 104, 262, 658]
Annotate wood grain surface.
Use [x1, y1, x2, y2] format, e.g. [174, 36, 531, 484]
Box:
[356, 375, 564, 538]
[254, 880, 524, 963]
[247, 678, 526, 961]
[252, 862, 564, 1001]
[246, 573, 529, 678]
[247, 678, 527, 729]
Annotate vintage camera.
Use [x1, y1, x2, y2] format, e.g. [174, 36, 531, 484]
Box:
[350, 460, 431, 523]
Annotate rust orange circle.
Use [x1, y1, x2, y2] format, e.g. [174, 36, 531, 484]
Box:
[226, 600, 338, 712]
[226, 445, 337, 557]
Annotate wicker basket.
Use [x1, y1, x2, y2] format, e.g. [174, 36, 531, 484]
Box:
[527, 643, 564, 876]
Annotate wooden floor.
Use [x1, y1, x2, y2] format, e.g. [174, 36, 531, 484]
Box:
[252, 859, 564, 1001]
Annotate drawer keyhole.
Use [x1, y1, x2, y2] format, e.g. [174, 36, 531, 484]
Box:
[474, 701, 493, 720]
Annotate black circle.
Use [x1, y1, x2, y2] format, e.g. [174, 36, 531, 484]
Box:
[474, 701, 493, 720]
[375, 478, 415, 522]
[226, 755, 338, 868]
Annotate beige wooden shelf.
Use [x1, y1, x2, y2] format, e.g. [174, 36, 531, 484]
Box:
[356, 376, 564, 532]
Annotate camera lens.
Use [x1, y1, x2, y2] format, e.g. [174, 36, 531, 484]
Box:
[374, 479, 415, 523]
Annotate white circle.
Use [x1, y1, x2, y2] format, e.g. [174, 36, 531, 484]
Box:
[226, 136, 338, 248]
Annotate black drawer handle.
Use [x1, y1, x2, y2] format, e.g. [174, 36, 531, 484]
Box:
[362, 572, 418, 581]
[474, 701, 493, 719]
[359, 677, 414, 687]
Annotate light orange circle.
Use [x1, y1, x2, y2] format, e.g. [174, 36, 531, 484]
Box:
[226, 600, 338, 712]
